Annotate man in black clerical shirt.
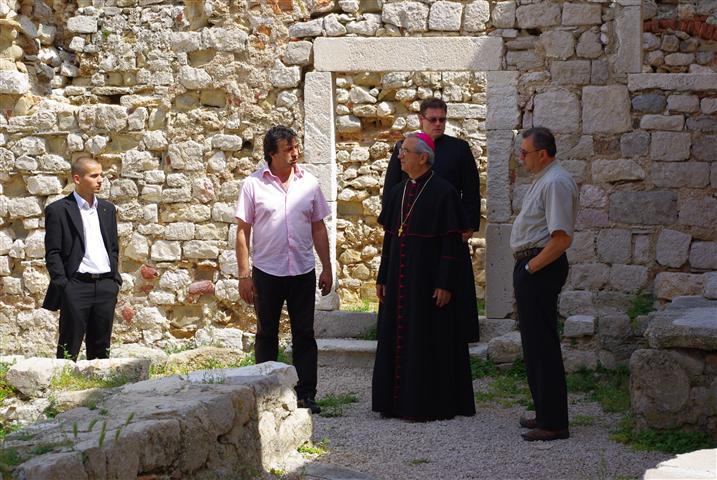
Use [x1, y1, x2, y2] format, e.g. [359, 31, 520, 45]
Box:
[373, 132, 475, 421]
[382, 98, 481, 342]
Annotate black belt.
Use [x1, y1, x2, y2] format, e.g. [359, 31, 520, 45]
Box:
[514, 248, 542, 261]
[73, 272, 114, 281]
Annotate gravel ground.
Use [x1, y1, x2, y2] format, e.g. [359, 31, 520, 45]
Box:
[310, 366, 672, 480]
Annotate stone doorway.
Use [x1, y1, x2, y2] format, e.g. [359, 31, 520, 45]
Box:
[303, 37, 518, 320]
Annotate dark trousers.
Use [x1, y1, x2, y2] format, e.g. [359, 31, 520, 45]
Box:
[513, 253, 569, 430]
[57, 276, 118, 361]
[252, 267, 318, 400]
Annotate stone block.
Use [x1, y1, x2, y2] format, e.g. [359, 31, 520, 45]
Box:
[382, 2, 430, 32]
[644, 450, 717, 480]
[304, 72, 336, 171]
[269, 61, 301, 89]
[631, 94, 666, 113]
[288, 18, 324, 37]
[183, 240, 219, 259]
[654, 272, 704, 300]
[202, 28, 248, 52]
[8, 197, 42, 218]
[704, 272, 717, 299]
[591, 159, 645, 183]
[533, 89, 580, 134]
[563, 315, 596, 337]
[692, 134, 717, 161]
[485, 223, 514, 318]
[463, 0, 490, 32]
[6, 358, 74, 397]
[582, 86, 631, 134]
[567, 231, 596, 263]
[283, 41, 313, 66]
[479, 318, 517, 342]
[609, 191, 677, 225]
[506, 50, 544, 70]
[67, 15, 97, 33]
[630, 349, 691, 422]
[314, 310, 376, 338]
[686, 115, 717, 133]
[515, 2, 561, 28]
[596, 229, 631, 264]
[656, 229, 691, 268]
[568, 263, 609, 290]
[550, 60, 590, 85]
[211, 135, 243, 151]
[486, 72, 519, 129]
[491, 1, 516, 28]
[562, 3, 602, 25]
[615, 6, 642, 74]
[650, 162, 710, 188]
[178, 66, 212, 90]
[667, 94, 700, 113]
[0, 72, 30, 95]
[488, 331, 522, 364]
[314, 37, 504, 72]
[577, 30, 602, 59]
[609, 264, 648, 294]
[429, 1, 463, 31]
[576, 208, 608, 228]
[645, 307, 717, 350]
[650, 132, 691, 162]
[540, 31, 574, 60]
[486, 130, 512, 223]
[678, 196, 717, 229]
[562, 346, 598, 373]
[579, 185, 606, 209]
[628, 73, 717, 92]
[700, 98, 717, 115]
[639, 114, 684, 131]
[559, 290, 594, 317]
[26, 176, 62, 196]
[620, 131, 650, 157]
[690, 242, 717, 270]
[151, 241, 182, 262]
[598, 312, 632, 338]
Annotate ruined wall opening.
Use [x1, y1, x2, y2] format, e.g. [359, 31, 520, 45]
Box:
[332, 71, 488, 309]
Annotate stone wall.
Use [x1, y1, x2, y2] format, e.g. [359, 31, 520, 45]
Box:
[0, 0, 715, 362]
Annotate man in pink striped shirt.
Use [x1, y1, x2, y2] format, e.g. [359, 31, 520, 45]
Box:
[235, 125, 332, 414]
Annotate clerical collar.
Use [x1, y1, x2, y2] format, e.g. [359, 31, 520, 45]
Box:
[409, 169, 433, 184]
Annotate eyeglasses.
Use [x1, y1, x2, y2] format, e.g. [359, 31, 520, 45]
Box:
[422, 116, 447, 124]
[519, 148, 543, 158]
[399, 147, 419, 155]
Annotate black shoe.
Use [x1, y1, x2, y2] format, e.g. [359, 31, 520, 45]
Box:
[521, 428, 570, 442]
[298, 397, 321, 414]
[519, 415, 538, 429]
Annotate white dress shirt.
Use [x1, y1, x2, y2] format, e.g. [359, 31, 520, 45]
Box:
[73, 191, 112, 274]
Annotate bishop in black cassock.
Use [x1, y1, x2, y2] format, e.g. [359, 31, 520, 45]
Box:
[382, 98, 480, 343]
[372, 133, 475, 421]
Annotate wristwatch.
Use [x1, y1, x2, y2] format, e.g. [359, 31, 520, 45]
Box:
[524, 263, 533, 274]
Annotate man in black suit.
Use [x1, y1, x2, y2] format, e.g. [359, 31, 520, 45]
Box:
[43, 156, 121, 361]
[382, 98, 481, 342]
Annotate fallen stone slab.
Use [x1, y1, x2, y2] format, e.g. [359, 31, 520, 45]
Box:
[110, 344, 168, 365]
[487, 331, 523, 364]
[6, 358, 75, 397]
[645, 306, 717, 350]
[5, 362, 310, 479]
[315, 310, 376, 339]
[165, 345, 246, 372]
[315, 339, 377, 368]
[643, 448, 716, 479]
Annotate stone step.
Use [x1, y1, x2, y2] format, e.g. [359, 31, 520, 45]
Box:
[315, 310, 377, 339]
[314, 339, 490, 368]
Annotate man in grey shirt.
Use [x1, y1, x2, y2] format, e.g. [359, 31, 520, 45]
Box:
[510, 127, 578, 442]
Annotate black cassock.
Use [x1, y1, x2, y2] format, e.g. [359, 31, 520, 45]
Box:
[372, 170, 475, 421]
[382, 134, 480, 342]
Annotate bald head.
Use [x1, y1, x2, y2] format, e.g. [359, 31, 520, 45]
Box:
[71, 156, 100, 177]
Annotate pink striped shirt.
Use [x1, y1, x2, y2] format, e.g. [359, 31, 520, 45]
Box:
[235, 164, 330, 277]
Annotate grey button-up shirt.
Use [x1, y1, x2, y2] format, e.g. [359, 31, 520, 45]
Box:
[510, 160, 578, 252]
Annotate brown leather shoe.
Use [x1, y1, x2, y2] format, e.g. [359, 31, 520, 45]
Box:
[519, 416, 537, 429]
[521, 428, 570, 442]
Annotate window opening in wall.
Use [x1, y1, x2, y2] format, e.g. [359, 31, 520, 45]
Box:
[333, 70, 488, 311]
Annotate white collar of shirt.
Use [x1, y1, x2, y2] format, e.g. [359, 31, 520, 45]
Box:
[261, 163, 305, 180]
[73, 190, 98, 210]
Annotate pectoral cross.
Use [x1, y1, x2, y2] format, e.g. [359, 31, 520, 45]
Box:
[398, 225, 404, 236]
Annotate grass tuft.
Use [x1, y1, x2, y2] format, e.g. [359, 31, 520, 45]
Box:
[50, 367, 130, 391]
[626, 294, 656, 323]
[361, 324, 378, 341]
[611, 416, 716, 454]
[297, 438, 329, 457]
[566, 366, 630, 414]
[0, 363, 18, 404]
[316, 393, 359, 418]
[474, 360, 533, 409]
[470, 358, 498, 379]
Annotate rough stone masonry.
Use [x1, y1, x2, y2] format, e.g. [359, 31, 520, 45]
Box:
[0, 0, 715, 374]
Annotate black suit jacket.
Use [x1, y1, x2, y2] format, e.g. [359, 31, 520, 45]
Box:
[42, 193, 121, 311]
[382, 134, 482, 231]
